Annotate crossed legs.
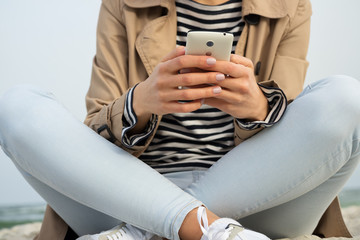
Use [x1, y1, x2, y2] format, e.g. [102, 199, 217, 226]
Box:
[0, 75, 359, 239]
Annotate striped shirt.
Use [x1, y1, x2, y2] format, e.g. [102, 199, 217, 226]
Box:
[121, 0, 287, 174]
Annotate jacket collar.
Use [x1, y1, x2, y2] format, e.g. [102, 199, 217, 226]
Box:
[123, 0, 288, 19]
[242, 0, 288, 18]
[123, 0, 174, 10]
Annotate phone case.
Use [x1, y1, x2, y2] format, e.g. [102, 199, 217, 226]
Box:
[185, 31, 234, 61]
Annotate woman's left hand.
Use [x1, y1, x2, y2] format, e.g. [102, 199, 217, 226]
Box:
[202, 54, 269, 121]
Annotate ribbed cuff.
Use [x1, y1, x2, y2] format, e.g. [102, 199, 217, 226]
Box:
[121, 85, 158, 148]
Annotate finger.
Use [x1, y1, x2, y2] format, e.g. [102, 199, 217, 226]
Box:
[203, 98, 227, 108]
[210, 61, 248, 78]
[179, 67, 205, 74]
[165, 99, 203, 113]
[203, 97, 246, 117]
[230, 54, 254, 69]
[186, 84, 214, 89]
[209, 60, 256, 78]
[205, 79, 258, 105]
[164, 54, 217, 73]
[207, 87, 245, 104]
[162, 46, 186, 62]
[172, 72, 226, 88]
[165, 85, 222, 101]
[216, 76, 250, 94]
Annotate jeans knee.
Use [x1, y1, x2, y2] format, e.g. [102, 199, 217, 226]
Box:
[1, 84, 52, 111]
[317, 75, 360, 113]
[331, 76, 360, 127]
[308, 75, 360, 127]
[294, 76, 360, 155]
[0, 85, 54, 134]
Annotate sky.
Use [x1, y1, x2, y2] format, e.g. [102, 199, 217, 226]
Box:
[0, 0, 360, 206]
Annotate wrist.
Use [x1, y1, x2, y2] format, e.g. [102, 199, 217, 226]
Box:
[253, 94, 269, 121]
[127, 83, 152, 135]
[132, 82, 151, 118]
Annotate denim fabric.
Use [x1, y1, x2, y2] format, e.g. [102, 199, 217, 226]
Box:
[0, 75, 359, 239]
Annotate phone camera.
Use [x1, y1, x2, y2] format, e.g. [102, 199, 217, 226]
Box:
[206, 40, 214, 47]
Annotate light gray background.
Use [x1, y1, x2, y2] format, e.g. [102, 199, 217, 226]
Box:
[0, 0, 359, 205]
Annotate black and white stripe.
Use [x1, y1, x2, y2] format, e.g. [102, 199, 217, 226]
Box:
[121, 0, 288, 174]
[121, 86, 158, 147]
[175, 0, 244, 52]
[140, 105, 235, 172]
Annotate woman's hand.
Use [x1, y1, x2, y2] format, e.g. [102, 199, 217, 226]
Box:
[131, 46, 225, 133]
[133, 46, 225, 118]
[131, 47, 269, 134]
[203, 54, 269, 121]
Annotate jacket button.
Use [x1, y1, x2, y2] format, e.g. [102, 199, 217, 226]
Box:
[255, 61, 261, 76]
[245, 14, 260, 25]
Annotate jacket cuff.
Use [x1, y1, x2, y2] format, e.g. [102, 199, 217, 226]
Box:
[93, 89, 129, 144]
[236, 84, 287, 130]
[121, 85, 158, 148]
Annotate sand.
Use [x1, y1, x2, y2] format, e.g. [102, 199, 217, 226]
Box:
[0, 222, 41, 240]
[342, 206, 360, 237]
[0, 206, 359, 240]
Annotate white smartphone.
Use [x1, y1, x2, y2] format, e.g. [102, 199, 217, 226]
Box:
[185, 31, 234, 61]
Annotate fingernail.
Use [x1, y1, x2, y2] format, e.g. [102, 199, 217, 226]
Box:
[216, 74, 225, 81]
[206, 58, 216, 65]
[213, 86, 222, 94]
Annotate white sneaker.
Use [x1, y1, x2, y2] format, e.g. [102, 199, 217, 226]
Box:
[197, 206, 271, 240]
[76, 223, 154, 240]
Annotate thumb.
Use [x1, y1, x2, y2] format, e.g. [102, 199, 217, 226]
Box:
[162, 46, 186, 62]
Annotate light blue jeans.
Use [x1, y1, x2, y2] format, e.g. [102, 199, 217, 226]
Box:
[0, 76, 360, 240]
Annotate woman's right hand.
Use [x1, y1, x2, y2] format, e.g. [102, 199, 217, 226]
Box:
[133, 46, 226, 120]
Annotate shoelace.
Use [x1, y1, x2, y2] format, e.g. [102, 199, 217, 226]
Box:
[106, 227, 127, 240]
[105, 228, 125, 240]
[197, 207, 270, 240]
[197, 206, 231, 240]
[105, 224, 143, 240]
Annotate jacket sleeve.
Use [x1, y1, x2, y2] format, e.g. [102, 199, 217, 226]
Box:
[235, 0, 312, 145]
[84, 0, 151, 156]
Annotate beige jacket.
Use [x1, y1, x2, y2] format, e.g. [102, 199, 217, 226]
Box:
[35, 0, 352, 239]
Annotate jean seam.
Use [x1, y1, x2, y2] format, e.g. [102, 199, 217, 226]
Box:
[13, 162, 166, 237]
[171, 199, 201, 240]
[352, 138, 360, 154]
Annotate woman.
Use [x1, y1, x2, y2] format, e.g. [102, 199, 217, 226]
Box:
[0, 0, 359, 239]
